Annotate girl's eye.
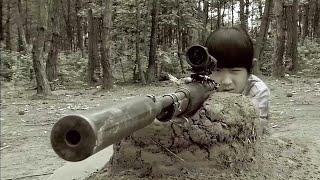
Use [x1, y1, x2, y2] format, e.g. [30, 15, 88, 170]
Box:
[231, 68, 242, 72]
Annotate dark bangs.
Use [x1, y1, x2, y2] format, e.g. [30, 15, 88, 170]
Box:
[205, 27, 254, 72]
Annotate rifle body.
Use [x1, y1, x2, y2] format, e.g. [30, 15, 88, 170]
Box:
[51, 83, 214, 162]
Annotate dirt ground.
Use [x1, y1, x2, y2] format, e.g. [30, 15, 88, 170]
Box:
[1, 75, 320, 180]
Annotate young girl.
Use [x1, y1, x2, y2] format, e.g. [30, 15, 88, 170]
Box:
[206, 27, 270, 123]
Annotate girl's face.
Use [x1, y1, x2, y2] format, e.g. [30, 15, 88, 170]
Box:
[211, 67, 249, 93]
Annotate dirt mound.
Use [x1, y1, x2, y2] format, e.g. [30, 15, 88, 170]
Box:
[86, 92, 261, 179]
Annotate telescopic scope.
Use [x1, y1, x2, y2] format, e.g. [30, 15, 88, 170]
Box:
[186, 45, 217, 73]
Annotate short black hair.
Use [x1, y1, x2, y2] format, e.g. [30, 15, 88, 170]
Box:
[205, 27, 254, 73]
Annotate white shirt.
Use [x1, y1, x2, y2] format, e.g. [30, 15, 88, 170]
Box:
[242, 75, 270, 119]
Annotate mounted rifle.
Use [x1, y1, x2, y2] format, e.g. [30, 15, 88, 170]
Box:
[51, 45, 219, 162]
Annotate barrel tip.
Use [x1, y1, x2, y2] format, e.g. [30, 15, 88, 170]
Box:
[51, 115, 97, 162]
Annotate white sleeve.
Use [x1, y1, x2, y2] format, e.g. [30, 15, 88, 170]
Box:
[250, 85, 270, 119]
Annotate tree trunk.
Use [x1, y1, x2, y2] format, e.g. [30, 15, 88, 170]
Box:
[75, 0, 84, 56]
[135, 0, 146, 85]
[83, 15, 88, 51]
[181, 29, 188, 52]
[298, 5, 301, 36]
[251, 0, 255, 34]
[0, 0, 3, 41]
[258, 0, 263, 19]
[177, 0, 185, 75]
[313, 0, 320, 39]
[87, 9, 98, 85]
[197, 0, 202, 41]
[67, 0, 73, 51]
[253, 0, 273, 74]
[25, 0, 30, 44]
[5, 1, 11, 50]
[100, 0, 114, 89]
[272, 0, 285, 78]
[201, 0, 209, 45]
[147, 0, 159, 83]
[217, 0, 221, 28]
[239, 0, 246, 30]
[221, 0, 226, 26]
[245, 0, 249, 29]
[32, 0, 51, 96]
[142, 8, 149, 61]
[46, 0, 60, 82]
[16, 0, 27, 52]
[309, 0, 316, 38]
[61, 0, 73, 51]
[231, 0, 234, 26]
[119, 39, 126, 83]
[302, 3, 309, 42]
[285, 0, 299, 72]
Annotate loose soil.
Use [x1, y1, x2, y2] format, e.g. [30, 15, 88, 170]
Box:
[96, 92, 260, 179]
[1, 75, 320, 179]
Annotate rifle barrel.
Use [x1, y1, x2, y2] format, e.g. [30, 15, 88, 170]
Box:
[51, 83, 212, 162]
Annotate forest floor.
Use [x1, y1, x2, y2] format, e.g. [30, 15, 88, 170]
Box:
[1, 74, 320, 180]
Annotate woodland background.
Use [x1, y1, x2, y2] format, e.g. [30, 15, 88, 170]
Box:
[1, 0, 320, 96]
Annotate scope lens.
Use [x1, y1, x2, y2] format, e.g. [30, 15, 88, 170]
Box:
[186, 46, 207, 67]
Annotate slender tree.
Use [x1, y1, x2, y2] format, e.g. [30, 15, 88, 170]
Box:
[201, 0, 209, 44]
[301, 2, 309, 42]
[313, 0, 320, 39]
[217, 0, 221, 28]
[245, 0, 249, 29]
[87, 8, 99, 85]
[177, 0, 185, 74]
[16, 0, 27, 52]
[100, 0, 114, 89]
[135, 0, 146, 84]
[231, 0, 234, 26]
[286, 0, 299, 71]
[25, 0, 30, 44]
[75, 0, 84, 56]
[5, 1, 11, 50]
[253, 0, 273, 74]
[32, 0, 51, 95]
[239, 0, 246, 30]
[272, 0, 285, 77]
[258, 0, 263, 18]
[61, 0, 73, 50]
[0, 0, 3, 42]
[46, 0, 60, 82]
[119, 36, 126, 82]
[221, 0, 226, 26]
[147, 0, 159, 83]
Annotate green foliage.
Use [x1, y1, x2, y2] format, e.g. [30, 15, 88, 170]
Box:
[111, 53, 138, 83]
[259, 39, 274, 76]
[0, 49, 33, 84]
[297, 39, 320, 77]
[258, 38, 320, 77]
[158, 48, 182, 75]
[78, 2, 105, 18]
[5, 0, 318, 88]
[58, 52, 88, 87]
[0, 49, 89, 88]
[109, 0, 202, 82]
